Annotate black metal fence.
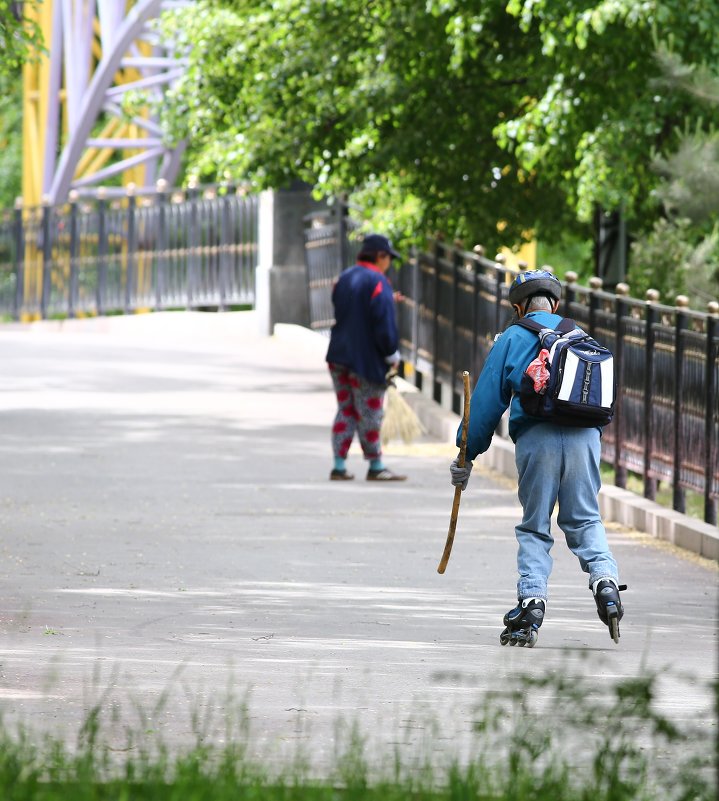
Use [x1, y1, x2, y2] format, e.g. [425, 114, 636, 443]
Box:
[304, 203, 361, 332]
[0, 185, 259, 320]
[304, 231, 719, 525]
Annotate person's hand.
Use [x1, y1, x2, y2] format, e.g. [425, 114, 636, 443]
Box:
[385, 367, 398, 387]
[449, 457, 473, 491]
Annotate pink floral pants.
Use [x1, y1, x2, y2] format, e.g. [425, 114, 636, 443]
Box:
[328, 363, 386, 460]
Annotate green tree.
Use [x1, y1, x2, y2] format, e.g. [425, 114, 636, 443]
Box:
[494, 0, 719, 229]
[0, 83, 22, 209]
[159, 0, 574, 252]
[0, 1, 43, 81]
[159, 0, 719, 265]
[627, 47, 719, 305]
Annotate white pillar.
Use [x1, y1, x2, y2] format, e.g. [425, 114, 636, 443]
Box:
[255, 189, 274, 337]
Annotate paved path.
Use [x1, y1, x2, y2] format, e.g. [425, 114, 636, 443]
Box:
[0, 312, 715, 766]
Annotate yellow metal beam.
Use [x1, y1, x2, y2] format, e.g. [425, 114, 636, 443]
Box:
[22, 1, 54, 206]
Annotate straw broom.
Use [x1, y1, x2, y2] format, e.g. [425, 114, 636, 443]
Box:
[381, 372, 425, 445]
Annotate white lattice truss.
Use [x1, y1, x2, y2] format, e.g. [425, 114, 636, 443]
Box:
[46, 0, 190, 203]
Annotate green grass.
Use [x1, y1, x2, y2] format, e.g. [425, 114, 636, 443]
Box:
[0, 671, 715, 800]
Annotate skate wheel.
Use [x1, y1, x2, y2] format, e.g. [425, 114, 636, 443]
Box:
[526, 629, 538, 648]
[609, 615, 620, 644]
[500, 630, 510, 646]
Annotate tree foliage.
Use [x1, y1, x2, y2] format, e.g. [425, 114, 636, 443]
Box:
[0, 83, 22, 209]
[159, 1, 719, 268]
[628, 46, 719, 305]
[0, 1, 43, 83]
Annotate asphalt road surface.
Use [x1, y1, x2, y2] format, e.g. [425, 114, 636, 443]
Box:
[0, 312, 715, 768]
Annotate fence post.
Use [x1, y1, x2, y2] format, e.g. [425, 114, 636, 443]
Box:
[40, 197, 52, 319]
[218, 183, 233, 312]
[450, 245, 464, 414]
[124, 183, 136, 315]
[68, 191, 79, 319]
[13, 198, 24, 321]
[155, 180, 168, 311]
[494, 253, 506, 334]
[96, 188, 108, 316]
[704, 302, 718, 525]
[588, 276, 603, 335]
[471, 245, 483, 379]
[613, 282, 630, 489]
[432, 238, 442, 404]
[564, 270, 577, 318]
[643, 289, 660, 501]
[410, 245, 420, 383]
[337, 194, 348, 273]
[672, 295, 690, 514]
[187, 179, 199, 310]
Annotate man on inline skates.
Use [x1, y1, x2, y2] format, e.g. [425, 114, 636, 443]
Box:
[449, 270, 625, 647]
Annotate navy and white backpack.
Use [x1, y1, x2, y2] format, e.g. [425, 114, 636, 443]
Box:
[515, 317, 615, 427]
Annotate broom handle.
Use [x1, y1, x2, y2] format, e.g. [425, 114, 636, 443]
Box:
[437, 371, 471, 575]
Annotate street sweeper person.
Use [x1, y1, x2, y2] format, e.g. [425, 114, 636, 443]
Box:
[448, 269, 625, 646]
[326, 233, 407, 482]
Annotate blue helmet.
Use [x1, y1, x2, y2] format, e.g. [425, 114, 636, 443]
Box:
[508, 270, 562, 308]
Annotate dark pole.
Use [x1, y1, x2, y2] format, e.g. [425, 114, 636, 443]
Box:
[672, 296, 689, 514]
[40, 199, 52, 319]
[588, 276, 603, 336]
[564, 270, 577, 319]
[643, 289, 660, 501]
[471, 246, 483, 382]
[187, 181, 199, 310]
[337, 194, 348, 272]
[218, 184, 233, 312]
[704, 303, 718, 525]
[124, 185, 137, 315]
[432, 238, 442, 404]
[494, 253, 506, 335]
[96, 189, 108, 316]
[68, 192, 79, 319]
[450, 245, 463, 414]
[12, 198, 24, 321]
[613, 283, 629, 489]
[410, 245, 420, 384]
[155, 180, 168, 312]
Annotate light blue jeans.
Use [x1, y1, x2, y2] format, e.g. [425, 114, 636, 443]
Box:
[513, 424, 619, 600]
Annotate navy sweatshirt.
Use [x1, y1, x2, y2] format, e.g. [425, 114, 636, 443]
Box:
[326, 262, 399, 384]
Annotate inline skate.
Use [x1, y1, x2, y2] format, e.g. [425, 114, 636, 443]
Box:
[592, 578, 627, 644]
[499, 598, 545, 648]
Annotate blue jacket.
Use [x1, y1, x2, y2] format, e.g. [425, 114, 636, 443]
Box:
[326, 262, 399, 384]
[459, 311, 567, 459]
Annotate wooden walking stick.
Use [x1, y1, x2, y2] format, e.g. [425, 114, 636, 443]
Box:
[437, 371, 471, 574]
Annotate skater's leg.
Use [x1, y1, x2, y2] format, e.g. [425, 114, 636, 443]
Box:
[556, 428, 619, 586]
[500, 598, 546, 648]
[514, 426, 562, 601]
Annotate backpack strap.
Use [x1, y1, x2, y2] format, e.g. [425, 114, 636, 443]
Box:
[514, 318, 545, 334]
[515, 317, 576, 335]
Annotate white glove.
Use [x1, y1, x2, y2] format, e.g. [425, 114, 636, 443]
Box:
[450, 457, 473, 491]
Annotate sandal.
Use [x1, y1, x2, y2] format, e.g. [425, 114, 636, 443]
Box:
[366, 468, 407, 482]
[330, 469, 355, 481]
